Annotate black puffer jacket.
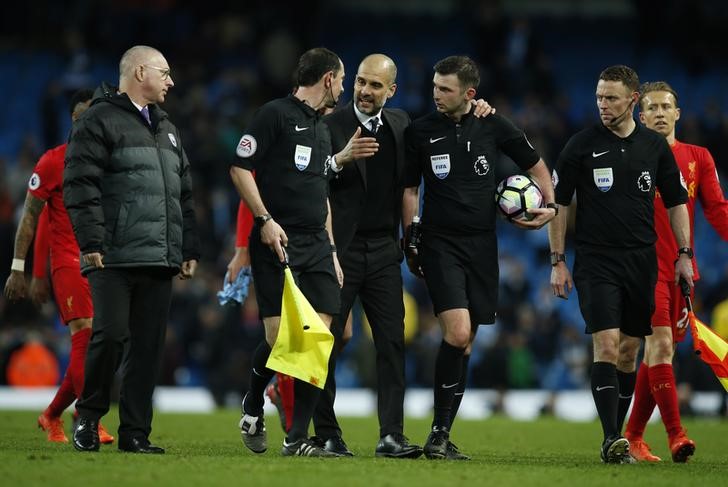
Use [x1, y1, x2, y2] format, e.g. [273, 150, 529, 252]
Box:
[64, 83, 200, 274]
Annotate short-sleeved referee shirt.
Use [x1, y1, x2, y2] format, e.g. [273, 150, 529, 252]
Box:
[404, 111, 539, 233]
[554, 122, 687, 248]
[233, 94, 332, 232]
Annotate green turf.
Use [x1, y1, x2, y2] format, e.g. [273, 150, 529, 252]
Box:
[1, 409, 725, 486]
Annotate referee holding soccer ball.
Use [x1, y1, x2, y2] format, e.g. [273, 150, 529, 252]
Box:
[402, 55, 556, 460]
[547, 65, 693, 464]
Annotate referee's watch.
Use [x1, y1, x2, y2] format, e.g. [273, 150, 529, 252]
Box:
[546, 202, 558, 215]
[255, 213, 273, 227]
[550, 252, 566, 266]
[677, 247, 694, 259]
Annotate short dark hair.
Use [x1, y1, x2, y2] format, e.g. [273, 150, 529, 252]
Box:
[295, 47, 341, 87]
[598, 65, 640, 93]
[638, 81, 679, 110]
[434, 55, 480, 90]
[68, 88, 94, 115]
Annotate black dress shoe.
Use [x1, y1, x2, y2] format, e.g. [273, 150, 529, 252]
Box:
[73, 417, 100, 452]
[119, 437, 165, 454]
[325, 436, 354, 457]
[375, 433, 423, 459]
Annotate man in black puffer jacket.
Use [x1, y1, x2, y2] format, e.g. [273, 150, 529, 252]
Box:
[64, 45, 200, 454]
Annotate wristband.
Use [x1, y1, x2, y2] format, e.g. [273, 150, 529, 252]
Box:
[677, 247, 693, 259]
[550, 252, 566, 266]
[11, 258, 25, 272]
[546, 203, 558, 215]
[254, 213, 273, 227]
[330, 244, 337, 253]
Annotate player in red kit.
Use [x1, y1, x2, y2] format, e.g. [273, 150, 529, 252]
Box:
[3, 89, 113, 445]
[624, 81, 728, 462]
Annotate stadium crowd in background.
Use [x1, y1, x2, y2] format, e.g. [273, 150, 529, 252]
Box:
[1, 2, 727, 428]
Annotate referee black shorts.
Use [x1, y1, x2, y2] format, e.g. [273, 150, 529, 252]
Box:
[573, 244, 656, 337]
[249, 227, 340, 319]
[420, 230, 498, 325]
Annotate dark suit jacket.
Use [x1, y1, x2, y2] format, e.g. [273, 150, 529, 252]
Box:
[325, 101, 410, 255]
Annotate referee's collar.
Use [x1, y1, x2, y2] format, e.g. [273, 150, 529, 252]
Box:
[438, 105, 474, 125]
[288, 94, 318, 118]
[597, 118, 641, 140]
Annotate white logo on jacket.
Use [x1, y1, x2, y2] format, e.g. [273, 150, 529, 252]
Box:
[430, 154, 450, 179]
[593, 167, 613, 192]
[28, 173, 41, 190]
[168, 133, 177, 148]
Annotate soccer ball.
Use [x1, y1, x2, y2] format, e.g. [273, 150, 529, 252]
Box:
[495, 174, 544, 222]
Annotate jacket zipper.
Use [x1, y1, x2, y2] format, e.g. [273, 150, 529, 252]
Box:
[154, 127, 170, 266]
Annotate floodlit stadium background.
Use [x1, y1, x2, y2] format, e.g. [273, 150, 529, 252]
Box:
[1, 0, 726, 416]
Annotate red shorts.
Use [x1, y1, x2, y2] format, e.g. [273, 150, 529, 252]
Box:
[651, 279, 691, 343]
[51, 266, 93, 324]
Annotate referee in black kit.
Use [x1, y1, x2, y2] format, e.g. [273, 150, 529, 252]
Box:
[230, 47, 358, 458]
[548, 65, 693, 464]
[402, 55, 556, 460]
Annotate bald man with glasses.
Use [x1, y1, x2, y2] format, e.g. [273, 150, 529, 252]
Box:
[64, 45, 200, 454]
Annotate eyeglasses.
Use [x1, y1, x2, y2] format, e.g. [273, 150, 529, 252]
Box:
[142, 64, 171, 80]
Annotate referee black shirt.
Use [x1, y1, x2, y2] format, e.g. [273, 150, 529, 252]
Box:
[233, 94, 332, 232]
[404, 110, 539, 234]
[554, 122, 687, 248]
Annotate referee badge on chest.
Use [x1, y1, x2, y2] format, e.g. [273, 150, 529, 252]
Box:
[294, 144, 312, 171]
[593, 167, 613, 192]
[430, 154, 451, 179]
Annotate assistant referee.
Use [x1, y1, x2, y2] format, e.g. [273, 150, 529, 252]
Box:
[230, 47, 345, 458]
[548, 65, 693, 464]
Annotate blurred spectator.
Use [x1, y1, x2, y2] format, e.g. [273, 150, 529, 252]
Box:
[0, 2, 727, 405]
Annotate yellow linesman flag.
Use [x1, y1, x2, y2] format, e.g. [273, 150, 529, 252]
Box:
[689, 311, 728, 392]
[266, 267, 334, 389]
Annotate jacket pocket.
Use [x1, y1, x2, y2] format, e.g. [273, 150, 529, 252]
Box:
[112, 204, 129, 247]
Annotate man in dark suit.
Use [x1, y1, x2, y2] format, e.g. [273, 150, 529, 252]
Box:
[313, 54, 422, 458]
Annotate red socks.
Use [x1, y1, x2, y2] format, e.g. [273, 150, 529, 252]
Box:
[277, 373, 295, 432]
[625, 363, 683, 440]
[45, 328, 91, 417]
[69, 328, 91, 396]
[648, 363, 682, 439]
[625, 364, 654, 439]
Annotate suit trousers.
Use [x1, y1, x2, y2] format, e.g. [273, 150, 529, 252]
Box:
[77, 267, 173, 442]
[314, 235, 406, 438]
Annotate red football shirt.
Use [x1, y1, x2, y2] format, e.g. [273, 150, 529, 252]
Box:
[654, 140, 728, 281]
[27, 143, 81, 271]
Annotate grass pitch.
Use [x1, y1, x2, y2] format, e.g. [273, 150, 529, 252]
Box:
[0, 409, 725, 486]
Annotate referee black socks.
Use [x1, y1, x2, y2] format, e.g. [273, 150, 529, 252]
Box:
[432, 340, 465, 429]
[448, 354, 470, 431]
[616, 368, 636, 433]
[245, 341, 275, 415]
[591, 361, 619, 439]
